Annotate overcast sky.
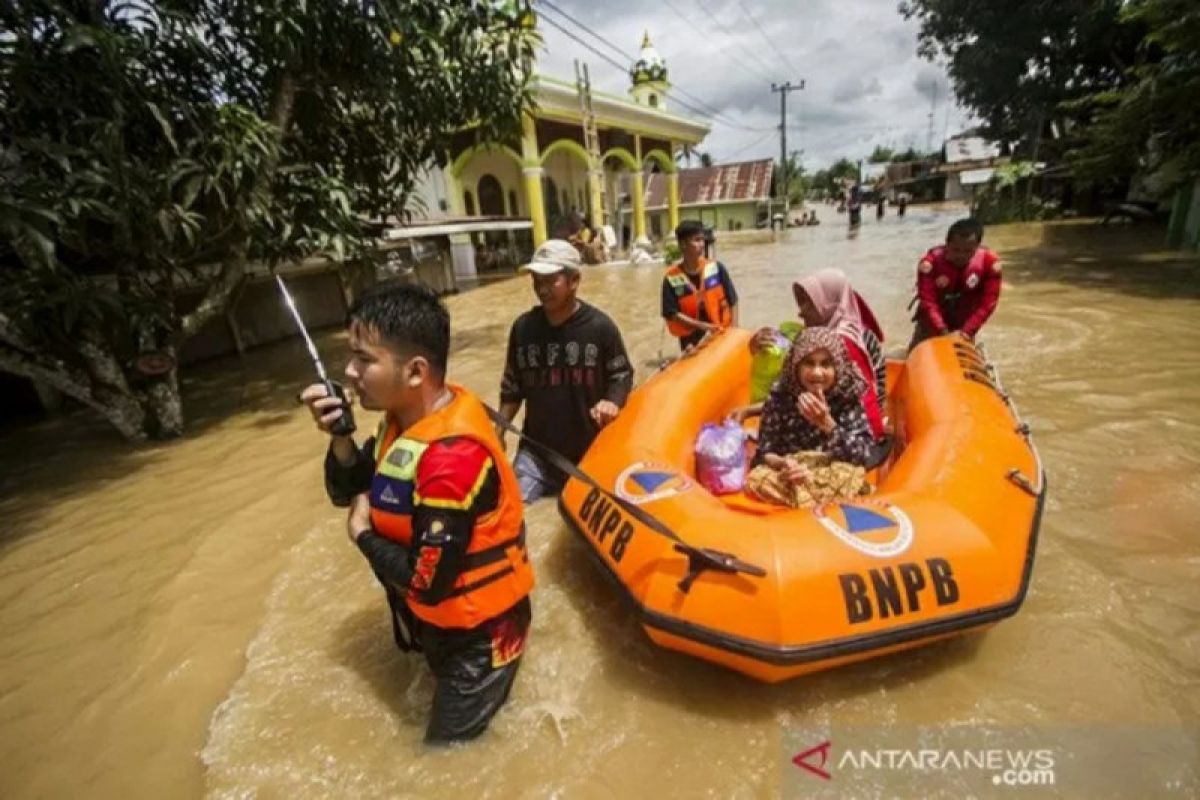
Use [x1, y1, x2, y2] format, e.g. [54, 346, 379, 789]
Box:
[533, 0, 976, 170]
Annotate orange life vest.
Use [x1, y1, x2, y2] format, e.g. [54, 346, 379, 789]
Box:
[664, 259, 733, 338]
[369, 384, 533, 630]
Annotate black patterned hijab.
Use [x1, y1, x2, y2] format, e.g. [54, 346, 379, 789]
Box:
[773, 326, 866, 403]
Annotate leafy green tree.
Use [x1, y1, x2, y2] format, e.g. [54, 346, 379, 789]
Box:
[899, 0, 1142, 160]
[868, 146, 895, 163]
[1067, 0, 1200, 187]
[675, 143, 698, 166]
[806, 158, 861, 197]
[0, 1, 537, 440]
[785, 152, 810, 203]
[891, 147, 927, 163]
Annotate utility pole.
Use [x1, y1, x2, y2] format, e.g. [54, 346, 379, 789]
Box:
[926, 79, 938, 155]
[771, 80, 805, 220]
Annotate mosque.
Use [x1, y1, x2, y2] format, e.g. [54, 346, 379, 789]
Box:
[390, 33, 713, 282]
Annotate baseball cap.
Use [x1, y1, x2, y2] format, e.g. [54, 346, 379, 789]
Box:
[519, 239, 581, 274]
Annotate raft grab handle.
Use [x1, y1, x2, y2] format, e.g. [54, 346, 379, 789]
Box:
[674, 544, 768, 594]
[1006, 468, 1038, 496]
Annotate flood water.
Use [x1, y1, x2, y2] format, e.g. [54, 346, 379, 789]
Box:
[1, 206, 1198, 798]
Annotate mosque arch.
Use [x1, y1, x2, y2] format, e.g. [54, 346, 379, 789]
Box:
[539, 138, 592, 167]
[642, 148, 675, 174]
[449, 144, 522, 180]
[477, 174, 505, 216]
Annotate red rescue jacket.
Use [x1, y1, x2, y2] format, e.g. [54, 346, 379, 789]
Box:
[915, 246, 1002, 336]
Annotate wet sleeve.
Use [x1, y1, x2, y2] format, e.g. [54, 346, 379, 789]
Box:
[962, 253, 1003, 337]
[407, 438, 498, 605]
[356, 531, 415, 588]
[718, 263, 739, 306]
[826, 403, 875, 466]
[916, 257, 948, 333]
[500, 320, 523, 404]
[661, 277, 680, 319]
[324, 436, 376, 508]
[601, 319, 634, 407]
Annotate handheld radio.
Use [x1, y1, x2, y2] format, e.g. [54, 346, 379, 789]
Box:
[275, 274, 356, 436]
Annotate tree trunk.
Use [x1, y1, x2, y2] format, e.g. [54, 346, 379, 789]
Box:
[1024, 106, 1046, 218]
[135, 318, 185, 439]
[77, 329, 152, 441]
[0, 342, 149, 442]
[142, 365, 183, 438]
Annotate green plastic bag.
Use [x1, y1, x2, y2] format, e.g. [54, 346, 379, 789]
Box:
[749, 321, 804, 402]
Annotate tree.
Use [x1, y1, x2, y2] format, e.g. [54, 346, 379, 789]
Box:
[898, 0, 1143, 160]
[1067, 0, 1200, 188]
[699, 152, 714, 168]
[784, 152, 809, 203]
[868, 146, 895, 164]
[807, 158, 861, 197]
[891, 147, 931, 163]
[0, 1, 537, 441]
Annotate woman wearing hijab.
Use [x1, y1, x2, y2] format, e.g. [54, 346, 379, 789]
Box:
[753, 327, 875, 469]
[744, 327, 875, 507]
[749, 267, 887, 438]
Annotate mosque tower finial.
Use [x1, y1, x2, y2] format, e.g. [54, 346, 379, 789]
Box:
[629, 30, 669, 110]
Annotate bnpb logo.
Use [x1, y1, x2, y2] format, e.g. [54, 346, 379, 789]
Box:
[614, 462, 693, 505]
[814, 501, 914, 558]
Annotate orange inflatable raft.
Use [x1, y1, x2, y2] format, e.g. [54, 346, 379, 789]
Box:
[557, 329, 1045, 683]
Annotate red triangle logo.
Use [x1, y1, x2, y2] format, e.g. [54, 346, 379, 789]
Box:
[792, 740, 832, 780]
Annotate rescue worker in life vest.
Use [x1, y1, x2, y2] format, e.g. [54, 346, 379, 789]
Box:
[300, 283, 533, 744]
[661, 219, 739, 351]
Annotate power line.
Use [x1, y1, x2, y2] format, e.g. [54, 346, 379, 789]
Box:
[694, 0, 779, 82]
[537, 8, 774, 133]
[737, 0, 797, 75]
[714, 129, 777, 162]
[537, 2, 772, 131]
[538, 2, 724, 122]
[537, 1, 629, 65]
[663, 0, 777, 86]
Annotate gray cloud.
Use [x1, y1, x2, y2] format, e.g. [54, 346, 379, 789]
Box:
[535, 0, 976, 167]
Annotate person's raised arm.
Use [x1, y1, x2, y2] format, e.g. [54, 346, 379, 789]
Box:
[825, 401, 875, 466]
[301, 382, 374, 507]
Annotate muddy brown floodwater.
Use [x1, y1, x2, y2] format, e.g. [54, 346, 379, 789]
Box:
[1, 207, 1198, 798]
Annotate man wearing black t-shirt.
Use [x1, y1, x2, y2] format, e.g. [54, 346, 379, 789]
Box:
[496, 240, 634, 503]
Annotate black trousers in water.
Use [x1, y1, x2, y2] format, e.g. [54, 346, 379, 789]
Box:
[386, 594, 531, 744]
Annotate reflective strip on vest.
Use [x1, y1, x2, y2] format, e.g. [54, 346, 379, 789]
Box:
[366, 386, 534, 630]
[665, 260, 731, 338]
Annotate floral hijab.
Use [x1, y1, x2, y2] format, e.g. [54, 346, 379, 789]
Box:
[772, 325, 866, 405]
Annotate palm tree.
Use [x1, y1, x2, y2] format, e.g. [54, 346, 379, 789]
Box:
[675, 143, 698, 167]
